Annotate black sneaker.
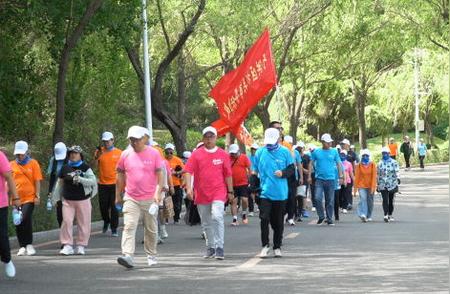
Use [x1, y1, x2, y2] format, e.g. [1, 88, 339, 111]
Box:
[215, 247, 224, 260]
[328, 221, 335, 226]
[203, 248, 215, 259]
[317, 218, 325, 225]
[102, 223, 109, 234]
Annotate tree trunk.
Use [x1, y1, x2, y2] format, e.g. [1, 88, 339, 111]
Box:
[52, 0, 103, 144]
[175, 52, 187, 154]
[353, 81, 368, 149]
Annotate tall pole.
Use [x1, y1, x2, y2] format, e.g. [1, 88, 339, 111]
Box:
[142, 0, 153, 142]
[413, 48, 421, 150]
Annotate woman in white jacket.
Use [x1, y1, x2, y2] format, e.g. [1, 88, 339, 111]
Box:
[52, 146, 97, 255]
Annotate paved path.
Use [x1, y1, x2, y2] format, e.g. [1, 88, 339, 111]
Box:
[1, 165, 448, 293]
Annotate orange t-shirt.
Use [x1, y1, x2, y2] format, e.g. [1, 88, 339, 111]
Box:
[388, 143, 398, 156]
[166, 155, 184, 186]
[98, 147, 122, 185]
[354, 162, 377, 192]
[281, 141, 293, 150]
[231, 154, 251, 187]
[10, 159, 43, 204]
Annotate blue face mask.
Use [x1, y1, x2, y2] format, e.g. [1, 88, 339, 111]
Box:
[382, 153, 390, 161]
[106, 145, 114, 151]
[266, 143, 280, 151]
[68, 160, 83, 167]
[16, 155, 31, 165]
[361, 156, 370, 165]
[340, 155, 347, 161]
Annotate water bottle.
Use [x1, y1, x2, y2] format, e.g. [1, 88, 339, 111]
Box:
[46, 197, 53, 211]
[148, 203, 159, 215]
[12, 207, 22, 225]
[115, 203, 123, 213]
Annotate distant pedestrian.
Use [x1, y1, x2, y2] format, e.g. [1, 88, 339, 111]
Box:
[400, 136, 413, 170]
[388, 138, 398, 160]
[295, 142, 310, 222]
[184, 127, 233, 260]
[354, 149, 377, 222]
[417, 138, 427, 170]
[46, 142, 67, 227]
[55, 146, 97, 256]
[338, 149, 353, 214]
[377, 147, 400, 222]
[248, 143, 260, 216]
[10, 141, 43, 256]
[0, 149, 20, 277]
[164, 143, 184, 224]
[95, 132, 122, 237]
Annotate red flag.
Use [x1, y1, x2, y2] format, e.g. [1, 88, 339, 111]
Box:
[209, 29, 277, 129]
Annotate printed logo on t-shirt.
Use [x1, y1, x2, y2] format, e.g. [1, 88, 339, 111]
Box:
[143, 160, 154, 165]
[212, 159, 223, 165]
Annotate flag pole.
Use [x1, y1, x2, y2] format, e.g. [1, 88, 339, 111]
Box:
[142, 0, 153, 141]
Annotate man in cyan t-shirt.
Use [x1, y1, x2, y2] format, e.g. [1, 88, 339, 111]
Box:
[308, 133, 344, 226]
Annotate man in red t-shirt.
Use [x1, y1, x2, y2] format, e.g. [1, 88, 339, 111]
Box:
[184, 126, 233, 260]
[229, 144, 251, 226]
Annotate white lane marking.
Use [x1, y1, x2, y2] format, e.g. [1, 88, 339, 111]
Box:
[285, 232, 299, 239]
[236, 254, 262, 269]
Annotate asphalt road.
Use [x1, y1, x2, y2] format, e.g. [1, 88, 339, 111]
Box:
[1, 165, 449, 293]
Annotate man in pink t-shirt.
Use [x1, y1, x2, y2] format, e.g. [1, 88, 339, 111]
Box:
[115, 126, 164, 269]
[0, 150, 20, 277]
[184, 126, 233, 260]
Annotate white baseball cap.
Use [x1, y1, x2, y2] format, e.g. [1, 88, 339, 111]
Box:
[101, 131, 114, 141]
[361, 149, 371, 156]
[54, 142, 67, 160]
[14, 141, 28, 155]
[321, 133, 333, 143]
[341, 139, 350, 145]
[340, 149, 348, 155]
[251, 143, 259, 150]
[284, 135, 293, 144]
[127, 126, 145, 139]
[183, 151, 192, 158]
[164, 143, 175, 150]
[264, 128, 280, 145]
[336, 144, 342, 150]
[350, 145, 355, 149]
[298, 141, 306, 148]
[140, 127, 150, 137]
[229, 144, 239, 154]
[381, 147, 390, 154]
[202, 126, 217, 136]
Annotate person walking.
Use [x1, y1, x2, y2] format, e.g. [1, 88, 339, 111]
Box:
[400, 136, 413, 170]
[183, 126, 233, 260]
[228, 144, 251, 226]
[164, 143, 184, 224]
[377, 147, 400, 222]
[10, 141, 43, 256]
[0, 149, 20, 277]
[116, 126, 164, 268]
[95, 132, 122, 237]
[338, 150, 353, 215]
[252, 128, 294, 258]
[46, 142, 67, 227]
[53, 146, 97, 256]
[248, 143, 260, 216]
[296, 142, 310, 221]
[388, 138, 398, 160]
[308, 134, 344, 226]
[354, 149, 377, 222]
[417, 138, 427, 170]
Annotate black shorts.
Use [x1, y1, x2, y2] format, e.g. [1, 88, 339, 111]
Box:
[234, 185, 249, 198]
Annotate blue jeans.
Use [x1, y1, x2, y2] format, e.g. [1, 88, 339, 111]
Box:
[314, 179, 335, 222]
[357, 188, 374, 218]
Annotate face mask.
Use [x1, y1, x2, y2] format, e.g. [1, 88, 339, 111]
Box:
[266, 143, 279, 151]
[68, 160, 83, 167]
[382, 153, 390, 161]
[16, 155, 31, 165]
[340, 155, 347, 161]
[106, 145, 114, 151]
[361, 156, 370, 165]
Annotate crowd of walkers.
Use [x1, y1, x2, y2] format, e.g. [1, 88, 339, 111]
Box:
[0, 123, 429, 276]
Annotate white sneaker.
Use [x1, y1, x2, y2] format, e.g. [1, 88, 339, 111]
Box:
[26, 245, 36, 256]
[117, 255, 134, 268]
[76, 246, 85, 255]
[274, 248, 282, 258]
[59, 245, 74, 256]
[161, 226, 168, 239]
[367, 218, 373, 222]
[147, 255, 158, 266]
[287, 219, 295, 226]
[360, 215, 367, 223]
[384, 216, 389, 223]
[259, 245, 270, 258]
[17, 247, 26, 256]
[342, 209, 348, 214]
[388, 216, 395, 222]
[311, 207, 316, 212]
[248, 212, 254, 217]
[4, 261, 16, 278]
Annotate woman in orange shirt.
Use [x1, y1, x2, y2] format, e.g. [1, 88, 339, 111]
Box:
[10, 141, 43, 256]
[354, 149, 377, 223]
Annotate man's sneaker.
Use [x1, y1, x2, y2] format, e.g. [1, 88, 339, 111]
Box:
[367, 218, 373, 222]
[231, 220, 239, 226]
[311, 207, 316, 212]
[26, 245, 36, 256]
[248, 212, 254, 217]
[203, 248, 215, 259]
[59, 245, 74, 256]
[111, 231, 119, 237]
[215, 247, 224, 260]
[259, 245, 270, 258]
[274, 248, 282, 258]
[76, 246, 85, 255]
[201, 232, 206, 240]
[147, 255, 158, 266]
[242, 218, 249, 224]
[317, 218, 325, 225]
[17, 247, 26, 256]
[302, 210, 310, 218]
[328, 221, 335, 226]
[287, 219, 295, 226]
[157, 237, 164, 244]
[117, 255, 134, 268]
[360, 215, 367, 223]
[160, 226, 168, 239]
[384, 216, 389, 223]
[4, 261, 15, 278]
[388, 216, 395, 222]
[342, 209, 348, 214]
[102, 222, 109, 234]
